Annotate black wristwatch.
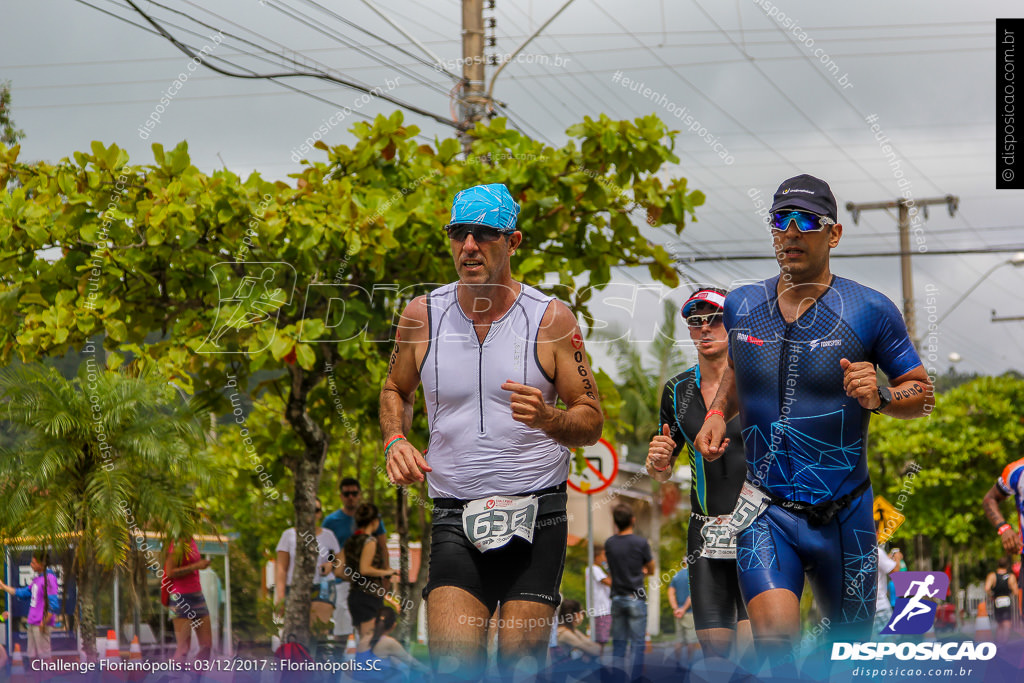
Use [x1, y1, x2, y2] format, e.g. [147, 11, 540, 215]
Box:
[872, 386, 892, 414]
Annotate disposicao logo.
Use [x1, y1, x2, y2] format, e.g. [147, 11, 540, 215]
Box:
[883, 571, 948, 635]
[832, 572, 996, 663]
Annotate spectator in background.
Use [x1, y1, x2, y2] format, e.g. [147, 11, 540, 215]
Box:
[323, 478, 388, 643]
[549, 599, 602, 683]
[605, 503, 653, 680]
[343, 503, 397, 651]
[0, 601, 8, 669]
[274, 497, 342, 629]
[0, 550, 59, 664]
[668, 560, 696, 671]
[164, 537, 213, 661]
[585, 545, 612, 653]
[872, 540, 902, 637]
[353, 607, 429, 680]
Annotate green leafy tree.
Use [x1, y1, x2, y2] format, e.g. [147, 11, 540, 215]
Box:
[0, 112, 703, 643]
[0, 363, 211, 659]
[0, 81, 24, 147]
[869, 376, 1024, 590]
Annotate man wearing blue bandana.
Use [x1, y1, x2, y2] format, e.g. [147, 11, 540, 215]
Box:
[379, 183, 604, 678]
[694, 174, 934, 671]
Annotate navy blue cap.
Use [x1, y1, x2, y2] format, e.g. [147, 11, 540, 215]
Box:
[770, 174, 838, 221]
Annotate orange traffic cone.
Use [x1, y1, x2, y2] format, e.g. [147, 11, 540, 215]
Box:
[129, 635, 142, 660]
[105, 629, 120, 660]
[974, 601, 992, 641]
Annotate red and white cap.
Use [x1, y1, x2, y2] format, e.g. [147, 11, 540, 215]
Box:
[681, 289, 726, 317]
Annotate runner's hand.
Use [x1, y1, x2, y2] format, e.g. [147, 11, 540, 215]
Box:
[840, 358, 881, 410]
[502, 380, 554, 430]
[386, 439, 432, 485]
[695, 414, 729, 462]
[1000, 526, 1023, 554]
[647, 424, 675, 474]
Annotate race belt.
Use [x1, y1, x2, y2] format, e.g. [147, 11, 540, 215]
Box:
[699, 482, 770, 559]
[431, 483, 567, 552]
[764, 478, 872, 527]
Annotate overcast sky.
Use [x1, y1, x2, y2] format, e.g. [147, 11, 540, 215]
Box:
[4, 0, 1023, 377]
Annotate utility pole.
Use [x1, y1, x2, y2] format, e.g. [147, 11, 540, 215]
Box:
[845, 195, 958, 349]
[459, 0, 487, 150]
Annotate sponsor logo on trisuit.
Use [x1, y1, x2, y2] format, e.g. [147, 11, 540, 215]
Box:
[736, 332, 764, 346]
[809, 338, 842, 351]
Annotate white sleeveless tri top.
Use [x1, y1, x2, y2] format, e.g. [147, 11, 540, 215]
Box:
[421, 281, 569, 499]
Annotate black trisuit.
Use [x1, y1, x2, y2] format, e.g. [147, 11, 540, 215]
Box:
[660, 364, 749, 630]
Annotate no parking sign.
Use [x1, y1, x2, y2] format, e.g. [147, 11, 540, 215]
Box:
[567, 438, 618, 495]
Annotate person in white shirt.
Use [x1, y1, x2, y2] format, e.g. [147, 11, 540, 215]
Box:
[586, 545, 612, 652]
[873, 542, 902, 637]
[274, 497, 342, 628]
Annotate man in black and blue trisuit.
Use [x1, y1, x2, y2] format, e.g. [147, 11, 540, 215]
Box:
[694, 174, 934, 667]
[647, 287, 751, 663]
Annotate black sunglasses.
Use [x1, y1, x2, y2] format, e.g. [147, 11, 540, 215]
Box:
[445, 224, 506, 243]
[685, 312, 724, 328]
[341, 490, 360, 497]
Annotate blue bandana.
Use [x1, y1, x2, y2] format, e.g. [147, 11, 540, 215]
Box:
[447, 183, 521, 233]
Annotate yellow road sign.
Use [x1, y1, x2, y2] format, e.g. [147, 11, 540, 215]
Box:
[874, 495, 905, 544]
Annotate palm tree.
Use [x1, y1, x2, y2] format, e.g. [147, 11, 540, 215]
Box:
[605, 299, 691, 462]
[0, 362, 212, 659]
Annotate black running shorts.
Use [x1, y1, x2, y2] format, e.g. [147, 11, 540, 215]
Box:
[688, 518, 749, 631]
[423, 493, 567, 615]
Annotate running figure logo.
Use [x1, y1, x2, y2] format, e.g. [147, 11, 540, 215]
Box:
[198, 262, 296, 354]
[882, 572, 950, 635]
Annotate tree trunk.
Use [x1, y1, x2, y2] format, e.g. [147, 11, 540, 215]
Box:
[78, 559, 98, 661]
[407, 481, 432, 647]
[282, 364, 330, 647]
[395, 485, 410, 644]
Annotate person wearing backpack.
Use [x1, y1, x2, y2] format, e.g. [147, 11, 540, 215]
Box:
[0, 549, 60, 663]
[343, 503, 397, 651]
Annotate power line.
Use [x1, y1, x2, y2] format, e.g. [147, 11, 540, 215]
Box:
[265, 0, 457, 98]
[119, 0, 459, 129]
[296, 0, 460, 80]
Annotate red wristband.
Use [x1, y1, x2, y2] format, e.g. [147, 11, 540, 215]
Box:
[384, 434, 406, 458]
[998, 523, 1012, 536]
[705, 409, 725, 422]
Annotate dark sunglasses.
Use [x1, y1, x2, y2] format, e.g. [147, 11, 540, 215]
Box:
[341, 490, 360, 497]
[770, 210, 835, 233]
[685, 312, 724, 328]
[445, 224, 506, 243]
[315, 507, 323, 513]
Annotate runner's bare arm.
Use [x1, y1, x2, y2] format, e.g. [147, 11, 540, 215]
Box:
[983, 484, 1010, 528]
[983, 484, 1023, 554]
[379, 296, 432, 485]
[693, 358, 738, 461]
[841, 361, 933, 418]
[501, 300, 603, 448]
